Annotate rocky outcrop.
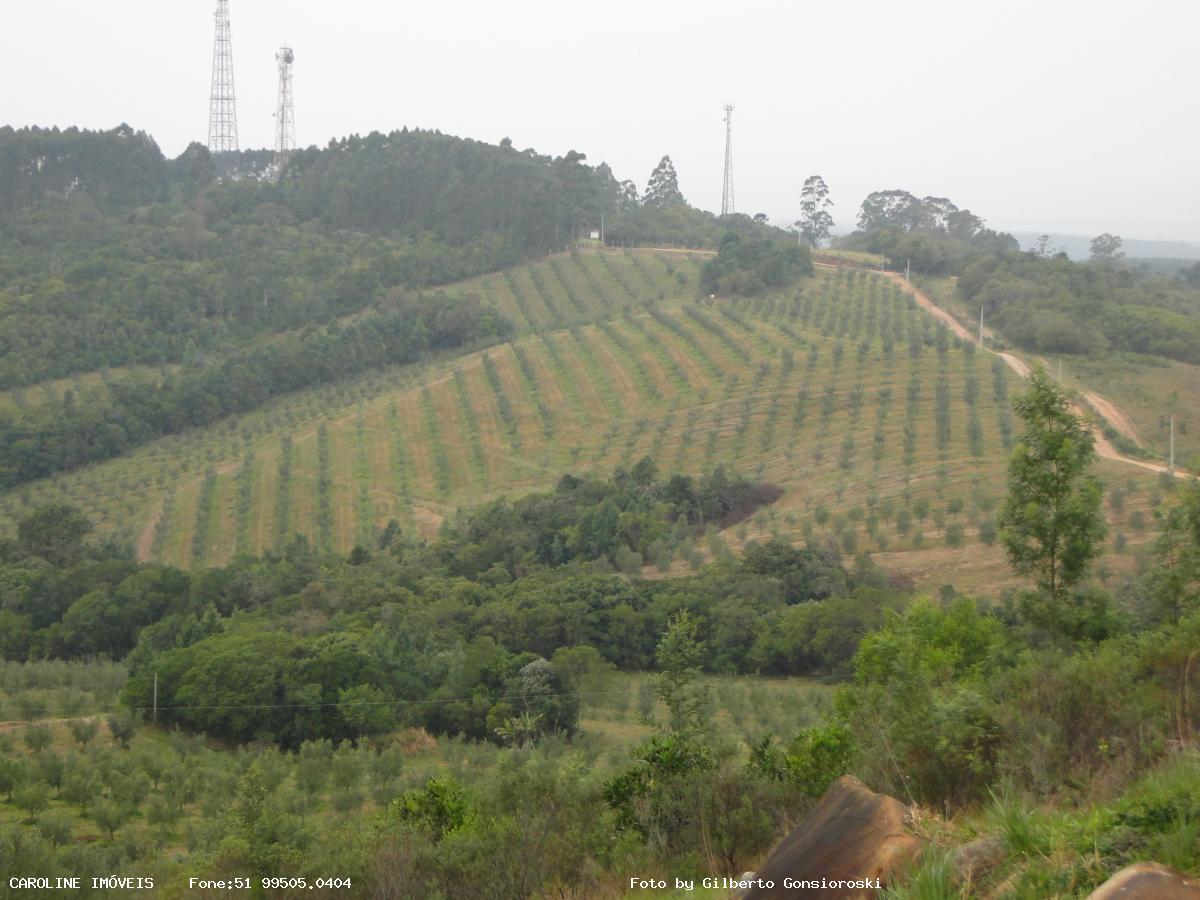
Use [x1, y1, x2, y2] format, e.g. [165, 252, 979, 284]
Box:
[1086, 862, 1200, 899]
[742, 775, 921, 899]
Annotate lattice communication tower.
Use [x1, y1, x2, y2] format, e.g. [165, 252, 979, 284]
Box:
[721, 103, 735, 217]
[208, 0, 239, 153]
[274, 46, 296, 172]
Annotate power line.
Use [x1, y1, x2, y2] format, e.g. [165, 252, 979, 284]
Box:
[3, 675, 849, 719]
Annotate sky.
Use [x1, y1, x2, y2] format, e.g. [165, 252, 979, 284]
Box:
[3, 0, 1198, 241]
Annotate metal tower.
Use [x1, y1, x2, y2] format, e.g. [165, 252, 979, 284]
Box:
[207, 0, 239, 153]
[721, 103, 735, 217]
[274, 46, 296, 172]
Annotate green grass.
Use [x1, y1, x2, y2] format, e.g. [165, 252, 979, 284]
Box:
[895, 750, 1200, 897]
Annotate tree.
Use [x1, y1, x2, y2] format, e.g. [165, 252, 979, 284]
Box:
[618, 179, 640, 210]
[999, 368, 1106, 612]
[16, 505, 93, 566]
[1144, 482, 1200, 624]
[337, 683, 394, 736]
[644, 156, 685, 208]
[795, 175, 834, 247]
[69, 718, 99, 748]
[23, 724, 52, 753]
[654, 611, 710, 735]
[36, 810, 74, 847]
[0, 756, 24, 800]
[1089, 233, 1124, 261]
[107, 711, 137, 749]
[90, 798, 130, 841]
[61, 768, 100, 810]
[856, 189, 921, 232]
[13, 781, 50, 821]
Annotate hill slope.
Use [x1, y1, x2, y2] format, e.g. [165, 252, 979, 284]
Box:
[3, 247, 1167, 594]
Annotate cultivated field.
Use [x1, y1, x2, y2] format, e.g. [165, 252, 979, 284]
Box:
[0, 249, 1167, 595]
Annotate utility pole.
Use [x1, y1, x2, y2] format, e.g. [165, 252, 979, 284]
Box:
[905, 259, 910, 282]
[273, 46, 296, 175]
[207, 0, 239, 153]
[600, 211, 605, 245]
[1170, 413, 1175, 475]
[721, 103, 735, 217]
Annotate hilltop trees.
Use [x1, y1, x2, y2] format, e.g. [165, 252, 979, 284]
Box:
[999, 368, 1107, 634]
[795, 175, 834, 247]
[856, 190, 983, 237]
[846, 189, 1017, 274]
[644, 155, 685, 207]
[1089, 232, 1124, 261]
[699, 233, 813, 295]
[0, 124, 169, 214]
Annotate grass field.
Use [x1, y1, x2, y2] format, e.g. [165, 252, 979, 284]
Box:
[0, 250, 1168, 596]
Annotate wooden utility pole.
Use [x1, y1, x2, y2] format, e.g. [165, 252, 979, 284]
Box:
[1170, 413, 1176, 475]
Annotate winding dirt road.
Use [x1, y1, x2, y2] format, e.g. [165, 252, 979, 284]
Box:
[873, 270, 1188, 479]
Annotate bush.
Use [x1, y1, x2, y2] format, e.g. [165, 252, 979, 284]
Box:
[840, 597, 1012, 807]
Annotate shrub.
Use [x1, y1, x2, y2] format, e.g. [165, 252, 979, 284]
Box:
[978, 520, 998, 545]
[840, 598, 1012, 807]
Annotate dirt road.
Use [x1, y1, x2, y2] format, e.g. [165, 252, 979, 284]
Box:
[870, 270, 1188, 480]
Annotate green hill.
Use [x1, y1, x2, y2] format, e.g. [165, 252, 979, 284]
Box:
[0, 248, 1163, 594]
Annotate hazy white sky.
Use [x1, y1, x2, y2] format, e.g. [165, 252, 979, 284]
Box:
[4, 0, 1198, 240]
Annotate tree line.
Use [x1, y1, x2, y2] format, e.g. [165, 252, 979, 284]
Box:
[0, 291, 510, 489]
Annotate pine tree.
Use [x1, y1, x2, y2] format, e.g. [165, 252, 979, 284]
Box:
[644, 155, 685, 207]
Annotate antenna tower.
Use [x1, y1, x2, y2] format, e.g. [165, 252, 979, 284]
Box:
[274, 46, 296, 173]
[207, 0, 239, 153]
[721, 103, 735, 217]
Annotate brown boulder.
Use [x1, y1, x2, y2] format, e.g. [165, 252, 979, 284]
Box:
[950, 835, 1005, 884]
[1087, 862, 1200, 899]
[743, 775, 922, 899]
